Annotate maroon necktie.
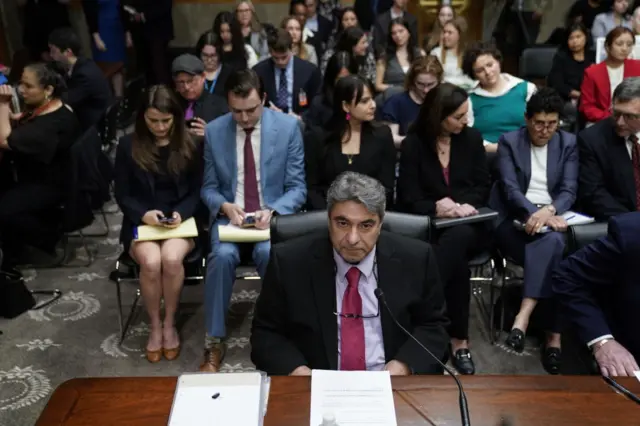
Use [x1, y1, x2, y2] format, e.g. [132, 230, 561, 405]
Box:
[631, 135, 640, 210]
[340, 267, 366, 371]
[243, 127, 260, 213]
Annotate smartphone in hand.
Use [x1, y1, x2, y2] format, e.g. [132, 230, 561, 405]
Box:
[241, 213, 256, 228]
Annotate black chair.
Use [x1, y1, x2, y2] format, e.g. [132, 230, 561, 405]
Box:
[112, 238, 206, 345]
[97, 101, 120, 154]
[270, 210, 431, 244]
[117, 76, 146, 130]
[519, 46, 558, 82]
[567, 222, 608, 254]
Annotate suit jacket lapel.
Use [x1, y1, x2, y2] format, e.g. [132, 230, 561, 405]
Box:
[228, 119, 238, 196]
[311, 240, 339, 370]
[546, 132, 560, 192]
[259, 110, 277, 192]
[610, 134, 636, 205]
[375, 235, 401, 362]
[519, 130, 532, 192]
[292, 58, 301, 113]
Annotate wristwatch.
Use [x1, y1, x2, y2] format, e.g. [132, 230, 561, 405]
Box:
[544, 204, 556, 215]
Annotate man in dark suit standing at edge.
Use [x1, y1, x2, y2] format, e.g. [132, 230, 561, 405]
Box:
[253, 29, 321, 119]
[553, 212, 640, 377]
[251, 172, 449, 375]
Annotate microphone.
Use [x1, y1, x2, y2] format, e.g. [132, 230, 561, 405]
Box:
[374, 288, 471, 426]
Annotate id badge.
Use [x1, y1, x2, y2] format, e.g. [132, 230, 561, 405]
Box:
[298, 89, 308, 107]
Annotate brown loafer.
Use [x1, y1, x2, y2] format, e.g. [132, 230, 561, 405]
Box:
[163, 345, 181, 361]
[199, 342, 226, 372]
[146, 348, 163, 363]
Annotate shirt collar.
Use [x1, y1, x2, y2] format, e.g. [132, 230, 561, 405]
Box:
[236, 118, 261, 135]
[333, 246, 376, 282]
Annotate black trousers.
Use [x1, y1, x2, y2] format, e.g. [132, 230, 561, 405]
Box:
[432, 224, 484, 340]
[0, 182, 62, 261]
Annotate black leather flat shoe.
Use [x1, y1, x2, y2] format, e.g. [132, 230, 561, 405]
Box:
[505, 328, 526, 353]
[451, 348, 476, 375]
[542, 347, 561, 375]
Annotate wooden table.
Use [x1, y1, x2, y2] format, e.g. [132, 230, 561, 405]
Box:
[35, 375, 640, 425]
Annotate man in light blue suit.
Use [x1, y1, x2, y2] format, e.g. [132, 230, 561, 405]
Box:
[200, 69, 306, 372]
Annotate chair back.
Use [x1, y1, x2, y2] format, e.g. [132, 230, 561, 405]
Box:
[567, 222, 608, 254]
[519, 46, 558, 82]
[98, 101, 120, 148]
[61, 130, 97, 232]
[118, 76, 146, 129]
[270, 211, 431, 245]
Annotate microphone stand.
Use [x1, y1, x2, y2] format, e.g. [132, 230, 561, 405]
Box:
[375, 288, 471, 426]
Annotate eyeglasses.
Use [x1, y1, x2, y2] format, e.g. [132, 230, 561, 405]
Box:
[174, 76, 199, 88]
[201, 53, 218, 60]
[611, 107, 640, 122]
[333, 260, 380, 319]
[532, 120, 558, 131]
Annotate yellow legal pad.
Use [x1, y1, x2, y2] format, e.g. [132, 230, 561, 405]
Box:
[135, 218, 199, 241]
[218, 224, 270, 242]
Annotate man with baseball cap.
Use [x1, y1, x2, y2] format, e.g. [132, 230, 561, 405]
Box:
[171, 53, 228, 140]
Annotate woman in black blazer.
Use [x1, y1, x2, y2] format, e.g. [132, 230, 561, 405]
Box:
[305, 75, 396, 210]
[397, 83, 491, 375]
[114, 85, 201, 364]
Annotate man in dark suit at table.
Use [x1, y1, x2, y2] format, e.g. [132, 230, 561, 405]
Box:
[577, 77, 640, 220]
[372, 0, 418, 57]
[251, 172, 449, 376]
[253, 29, 321, 118]
[553, 212, 640, 377]
[48, 27, 112, 131]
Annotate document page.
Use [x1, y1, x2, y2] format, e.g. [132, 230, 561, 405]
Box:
[310, 370, 397, 426]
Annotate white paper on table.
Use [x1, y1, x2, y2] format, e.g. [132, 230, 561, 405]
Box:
[169, 372, 264, 426]
[634, 371, 640, 383]
[310, 370, 397, 426]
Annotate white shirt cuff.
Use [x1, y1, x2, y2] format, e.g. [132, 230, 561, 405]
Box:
[587, 334, 614, 348]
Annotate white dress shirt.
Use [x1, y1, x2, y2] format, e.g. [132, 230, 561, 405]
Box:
[234, 122, 264, 211]
[607, 64, 624, 97]
[625, 132, 640, 158]
[525, 144, 553, 205]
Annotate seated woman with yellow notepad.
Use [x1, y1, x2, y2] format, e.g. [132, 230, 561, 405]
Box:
[114, 85, 201, 364]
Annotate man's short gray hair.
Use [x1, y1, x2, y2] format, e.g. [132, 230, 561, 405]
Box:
[613, 77, 640, 103]
[326, 172, 386, 219]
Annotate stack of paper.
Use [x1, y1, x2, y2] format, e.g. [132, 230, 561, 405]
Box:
[310, 370, 397, 426]
[218, 224, 270, 242]
[169, 372, 270, 426]
[135, 218, 199, 241]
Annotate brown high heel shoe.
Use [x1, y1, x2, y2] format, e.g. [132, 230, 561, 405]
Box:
[146, 348, 163, 363]
[163, 345, 181, 361]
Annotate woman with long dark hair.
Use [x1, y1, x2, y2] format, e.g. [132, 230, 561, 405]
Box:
[212, 11, 258, 71]
[375, 17, 424, 94]
[114, 85, 201, 363]
[305, 75, 395, 210]
[397, 83, 490, 375]
[303, 51, 357, 129]
[331, 26, 377, 83]
[0, 62, 80, 269]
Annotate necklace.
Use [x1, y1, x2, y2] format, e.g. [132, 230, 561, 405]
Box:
[347, 154, 354, 165]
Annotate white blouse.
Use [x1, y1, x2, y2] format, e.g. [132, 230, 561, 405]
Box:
[525, 144, 552, 205]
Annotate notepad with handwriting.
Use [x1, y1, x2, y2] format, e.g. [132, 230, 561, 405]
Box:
[218, 224, 270, 242]
[135, 217, 198, 241]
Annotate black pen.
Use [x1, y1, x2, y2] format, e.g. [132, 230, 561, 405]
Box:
[211, 392, 220, 399]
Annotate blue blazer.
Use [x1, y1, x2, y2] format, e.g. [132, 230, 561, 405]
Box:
[552, 212, 640, 361]
[489, 128, 578, 224]
[201, 108, 307, 220]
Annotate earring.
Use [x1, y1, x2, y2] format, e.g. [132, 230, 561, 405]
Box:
[346, 113, 351, 121]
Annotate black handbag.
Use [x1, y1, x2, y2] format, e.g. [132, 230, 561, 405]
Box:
[0, 270, 35, 318]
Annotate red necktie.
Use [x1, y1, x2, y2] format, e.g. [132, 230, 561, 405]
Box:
[340, 267, 366, 371]
[243, 127, 260, 213]
[631, 135, 640, 210]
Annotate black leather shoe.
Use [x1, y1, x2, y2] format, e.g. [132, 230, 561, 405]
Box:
[451, 348, 476, 375]
[505, 328, 526, 353]
[542, 347, 561, 375]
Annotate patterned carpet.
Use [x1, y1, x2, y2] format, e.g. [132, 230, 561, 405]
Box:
[0, 202, 547, 426]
